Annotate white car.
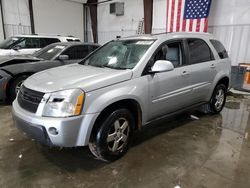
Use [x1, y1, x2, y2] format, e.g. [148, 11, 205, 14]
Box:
[0, 34, 81, 56]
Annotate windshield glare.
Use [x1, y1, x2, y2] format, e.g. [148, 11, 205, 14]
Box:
[82, 40, 154, 69]
[34, 44, 66, 60]
[0, 37, 22, 49]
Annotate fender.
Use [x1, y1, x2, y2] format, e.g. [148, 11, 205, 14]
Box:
[83, 76, 150, 125]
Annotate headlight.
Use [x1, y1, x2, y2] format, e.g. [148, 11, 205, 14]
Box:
[42, 89, 84, 118]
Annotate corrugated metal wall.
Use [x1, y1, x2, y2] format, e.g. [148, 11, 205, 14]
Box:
[98, 29, 137, 44]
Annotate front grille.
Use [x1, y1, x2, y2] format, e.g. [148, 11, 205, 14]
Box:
[17, 85, 44, 113]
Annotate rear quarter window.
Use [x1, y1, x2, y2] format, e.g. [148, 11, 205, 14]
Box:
[210, 40, 229, 59]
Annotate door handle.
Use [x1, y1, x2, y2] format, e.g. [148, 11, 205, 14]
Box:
[210, 64, 216, 69]
[181, 70, 190, 76]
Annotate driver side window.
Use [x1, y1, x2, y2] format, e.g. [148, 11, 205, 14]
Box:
[16, 38, 40, 49]
[154, 42, 183, 68]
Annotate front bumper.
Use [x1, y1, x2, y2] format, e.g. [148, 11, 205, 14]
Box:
[0, 70, 11, 101]
[12, 100, 99, 147]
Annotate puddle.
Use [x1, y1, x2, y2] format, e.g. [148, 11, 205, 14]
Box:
[225, 101, 241, 109]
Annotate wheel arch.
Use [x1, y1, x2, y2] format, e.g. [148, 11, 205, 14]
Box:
[216, 76, 230, 90]
[89, 98, 143, 141]
[6, 72, 34, 97]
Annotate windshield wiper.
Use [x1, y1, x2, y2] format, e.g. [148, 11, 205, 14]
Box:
[103, 65, 127, 70]
[91, 64, 104, 68]
[88, 64, 127, 70]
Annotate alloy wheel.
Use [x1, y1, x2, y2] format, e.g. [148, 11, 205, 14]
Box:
[107, 118, 130, 152]
[214, 88, 225, 111]
[15, 80, 24, 94]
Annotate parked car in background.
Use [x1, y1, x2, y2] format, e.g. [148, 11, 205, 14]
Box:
[12, 32, 231, 162]
[0, 34, 81, 56]
[0, 42, 100, 101]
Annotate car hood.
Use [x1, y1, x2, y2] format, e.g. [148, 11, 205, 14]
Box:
[0, 49, 11, 56]
[0, 55, 42, 67]
[24, 64, 133, 93]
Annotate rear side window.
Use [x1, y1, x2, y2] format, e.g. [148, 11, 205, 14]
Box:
[210, 40, 228, 59]
[187, 39, 214, 64]
[89, 45, 99, 52]
[41, 38, 60, 47]
[62, 45, 89, 59]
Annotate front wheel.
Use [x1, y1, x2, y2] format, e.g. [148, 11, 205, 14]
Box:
[202, 84, 227, 114]
[89, 108, 134, 162]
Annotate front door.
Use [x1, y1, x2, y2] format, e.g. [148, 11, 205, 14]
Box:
[148, 41, 193, 120]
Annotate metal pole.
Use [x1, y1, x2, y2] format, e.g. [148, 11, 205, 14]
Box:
[0, 0, 6, 39]
[28, 0, 35, 34]
[83, 4, 88, 42]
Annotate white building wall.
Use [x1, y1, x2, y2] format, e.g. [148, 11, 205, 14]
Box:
[32, 0, 84, 40]
[97, 0, 144, 44]
[208, 0, 250, 66]
[152, 0, 166, 34]
[2, 0, 31, 38]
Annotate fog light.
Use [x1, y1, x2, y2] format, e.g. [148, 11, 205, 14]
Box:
[48, 127, 59, 135]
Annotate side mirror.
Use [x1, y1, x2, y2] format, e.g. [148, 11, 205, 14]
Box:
[149, 60, 174, 73]
[58, 55, 69, 61]
[13, 45, 21, 51]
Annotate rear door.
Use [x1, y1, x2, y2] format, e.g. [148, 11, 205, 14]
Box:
[185, 38, 217, 103]
[148, 40, 193, 120]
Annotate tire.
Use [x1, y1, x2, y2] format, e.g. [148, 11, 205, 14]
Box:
[89, 108, 134, 162]
[9, 75, 29, 101]
[202, 84, 227, 114]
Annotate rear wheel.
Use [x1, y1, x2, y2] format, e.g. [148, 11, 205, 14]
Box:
[9, 75, 29, 101]
[202, 84, 227, 114]
[89, 108, 134, 162]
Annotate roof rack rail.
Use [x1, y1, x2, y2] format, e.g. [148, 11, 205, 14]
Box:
[151, 32, 171, 36]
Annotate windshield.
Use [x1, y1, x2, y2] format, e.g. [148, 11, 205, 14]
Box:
[0, 37, 23, 49]
[81, 40, 154, 69]
[34, 44, 66, 60]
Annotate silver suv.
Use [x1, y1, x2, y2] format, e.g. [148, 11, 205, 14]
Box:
[12, 32, 231, 162]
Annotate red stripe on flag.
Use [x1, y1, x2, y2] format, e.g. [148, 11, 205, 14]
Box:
[204, 18, 208, 32]
[176, 0, 182, 32]
[170, 0, 175, 32]
[196, 19, 201, 32]
[166, 0, 169, 32]
[189, 20, 193, 32]
[182, 20, 186, 32]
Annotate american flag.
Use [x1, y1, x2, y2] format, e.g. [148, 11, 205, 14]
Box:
[166, 0, 212, 32]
